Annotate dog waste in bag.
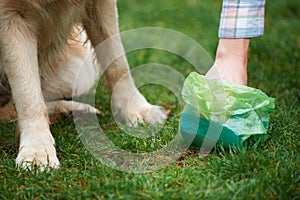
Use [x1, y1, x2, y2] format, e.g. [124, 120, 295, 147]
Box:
[179, 72, 275, 148]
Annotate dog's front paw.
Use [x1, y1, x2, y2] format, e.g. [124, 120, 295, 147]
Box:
[136, 105, 167, 126]
[16, 131, 60, 171]
[113, 93, 167, 127]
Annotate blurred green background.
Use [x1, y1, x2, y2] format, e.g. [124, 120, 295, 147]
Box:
[0, 0, 299, 199]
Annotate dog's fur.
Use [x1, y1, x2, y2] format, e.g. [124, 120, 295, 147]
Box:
[0, 0, 166, 169]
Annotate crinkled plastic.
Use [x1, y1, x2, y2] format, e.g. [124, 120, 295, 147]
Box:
[179, 72, 275, 148]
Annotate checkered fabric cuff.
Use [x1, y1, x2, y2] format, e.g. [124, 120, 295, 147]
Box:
[218, 0, 265, 38]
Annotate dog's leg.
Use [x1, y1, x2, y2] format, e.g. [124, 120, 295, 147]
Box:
[47, 100, 100, 116]
[0, 11, 59, 169]
[83, 0, 167, 126]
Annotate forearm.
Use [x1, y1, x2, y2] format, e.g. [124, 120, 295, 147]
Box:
[215, 38, 250, 65]
[206, 38, 250, 85]
[206, 0, 266, 85]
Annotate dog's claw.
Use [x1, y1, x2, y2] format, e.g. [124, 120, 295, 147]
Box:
[142, 105, 167, 126]
[16, 147, 60, 171]
[15, 131, 60, 171]
[115, 104, 168, 127]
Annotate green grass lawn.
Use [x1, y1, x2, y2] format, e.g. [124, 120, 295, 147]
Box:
[1, 0, 299, 199]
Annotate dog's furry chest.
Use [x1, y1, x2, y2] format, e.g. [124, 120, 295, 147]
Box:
[31, 1, 86, 57]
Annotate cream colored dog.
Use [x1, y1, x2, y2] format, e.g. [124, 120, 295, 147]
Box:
[0, 0, 166, 169]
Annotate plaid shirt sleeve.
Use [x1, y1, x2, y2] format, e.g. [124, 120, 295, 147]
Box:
[218, 0, 266, 38]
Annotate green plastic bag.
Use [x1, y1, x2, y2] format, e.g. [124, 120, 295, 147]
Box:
[179, 72, 275, 148]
